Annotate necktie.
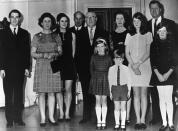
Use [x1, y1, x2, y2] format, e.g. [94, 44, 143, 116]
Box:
[13, 28, 16, 36]
[117, 66, 120, 86]
[154, 19, 157, 37]
[89, 28, 93, 45]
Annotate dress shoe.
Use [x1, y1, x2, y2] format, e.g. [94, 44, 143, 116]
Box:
[96, 123, 101, 130]
[101, 123, 107, 130]
[134, 123, 140, 130]
[6, 122, 13, 128]
[120, 125, 126, 131]
[140, 123, 147, 129]
[65, 117, 71, 122]
[169, 125, 175, 131]
[58, 118, 64, 122]
[159, 125, 167, 131]
[79, 119, 89, 124]
[125, 120, 130, 125]
[114, 124, 120, 130]
[40, 123, 46, 127]
[48, 119, 58, 126]
[14, 120, 26, 126]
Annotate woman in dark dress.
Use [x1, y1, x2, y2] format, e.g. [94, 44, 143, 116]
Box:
[56, 13, 76, 121]
[110, 11, 131, 124]
[150, 25, 176, 131]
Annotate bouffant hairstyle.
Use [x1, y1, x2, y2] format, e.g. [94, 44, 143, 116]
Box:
[129, 12, 148, 36]
[56, 13, 70, 29]
[114, 11, 129, 29]
[38, 12, 56, 29]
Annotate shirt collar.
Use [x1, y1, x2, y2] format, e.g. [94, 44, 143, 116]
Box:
[152, 16, 162, 25]
[75, 26, 82, 31]
[88, 26, 96, 31]
[10, 24, 19, 34]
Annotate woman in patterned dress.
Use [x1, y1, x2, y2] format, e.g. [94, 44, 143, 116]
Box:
[89, 38, 112, 129]
[125, 12, 152, 129]
[31, 13, 62, 126]
[55, 13, 76, 121]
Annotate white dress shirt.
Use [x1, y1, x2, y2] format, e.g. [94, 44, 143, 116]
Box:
[108, 64, 131, 92]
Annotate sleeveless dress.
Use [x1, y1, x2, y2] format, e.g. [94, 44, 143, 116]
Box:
[111, 30, 128, 65]
[58, 30, 76, 80]
[125, 32, 153, 87]
[32, 32, 62, 92]
[89, 54, 113, 96]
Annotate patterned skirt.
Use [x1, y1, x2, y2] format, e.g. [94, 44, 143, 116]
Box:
[89, 72, 110, 96]
[33, 59, 62, 93]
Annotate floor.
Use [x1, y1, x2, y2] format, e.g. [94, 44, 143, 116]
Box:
[0, 102, 177, 131]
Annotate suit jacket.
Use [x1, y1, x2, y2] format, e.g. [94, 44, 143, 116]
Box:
[0, 26, 30, 72]
[148, 17, 176, 38]
[70, 25, 109, 78]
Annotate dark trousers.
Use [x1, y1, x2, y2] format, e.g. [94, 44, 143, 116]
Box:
[3, 70, 25, 123]
[150, 87, 161, 121]
[80, 76, 94, 120]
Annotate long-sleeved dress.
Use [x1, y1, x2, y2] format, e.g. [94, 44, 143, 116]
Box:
[89, 54, 112, 96]
[32, 32, 62, 93]
[150, 36, 176, 86]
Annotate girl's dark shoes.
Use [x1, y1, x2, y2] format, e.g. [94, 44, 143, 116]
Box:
[48, 119, 58, 126]
[96, 123, 101, 130]
[159, 125, 167, 131]
[114, 124, 120, 130]
[140, 123, 147, 129]
[101, 123, 107, 130]
[58, 118, 64, 122]
[134, 123, 140, 130]
[120, 125, 126, 131]
[169, 125, 175, 131]
[65, 117, 71, 122]
[40, 122, 46, 127]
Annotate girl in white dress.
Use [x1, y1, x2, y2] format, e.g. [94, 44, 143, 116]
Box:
[125, 12, 153, 130]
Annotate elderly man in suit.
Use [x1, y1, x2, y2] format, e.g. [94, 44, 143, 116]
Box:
[69, 11, 85, 118]
[0, 9, 30, 128]
[148, 0, 176, 126]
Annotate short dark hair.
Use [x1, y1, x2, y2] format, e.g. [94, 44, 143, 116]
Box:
[38, 12, 56, 29]
[129, 12, 148, 36]
[8, 9, 22, 18]
[74, 11, 85, 19]
[149, 0, 164, 16]
[113, 49, 125, 58]
[56, 13, 70, 29]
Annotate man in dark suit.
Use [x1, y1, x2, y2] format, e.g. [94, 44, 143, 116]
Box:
[148, 0, 176, 125]
[77, 11, 109, 124]
[0, 9, 31, 128]
[69, 11, 85, 118]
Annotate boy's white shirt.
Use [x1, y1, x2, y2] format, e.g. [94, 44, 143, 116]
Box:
[108, 64, 131, 93]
